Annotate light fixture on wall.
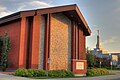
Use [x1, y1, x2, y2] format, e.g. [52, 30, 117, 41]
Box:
[70, 15, 73, 17]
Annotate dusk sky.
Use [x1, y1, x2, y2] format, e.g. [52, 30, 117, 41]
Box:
[0, 0, 120, 52]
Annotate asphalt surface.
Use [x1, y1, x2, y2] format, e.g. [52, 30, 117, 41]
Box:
[0, 70, 120, 80]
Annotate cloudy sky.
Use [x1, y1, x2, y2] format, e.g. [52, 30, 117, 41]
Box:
[0, 0, 120, 52]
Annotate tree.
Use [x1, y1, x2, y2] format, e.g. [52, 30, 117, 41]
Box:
[94, 56, 101, 68]
[0, 36, 3, 64]
[1, 32, 10, 71]
[86, 47, 96, 68]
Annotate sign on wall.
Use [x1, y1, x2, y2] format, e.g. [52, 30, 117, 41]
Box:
[76, 62, 84, 70]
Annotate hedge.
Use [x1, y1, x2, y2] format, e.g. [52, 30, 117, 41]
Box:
[15, 68, 28, 77]
[15, 69, 74, 78]
[86, 68, 109, 76]
[48, 70, 74, 77]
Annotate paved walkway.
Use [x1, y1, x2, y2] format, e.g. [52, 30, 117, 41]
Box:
[0, 74, 30, 80]
[0, 70, 120, 80]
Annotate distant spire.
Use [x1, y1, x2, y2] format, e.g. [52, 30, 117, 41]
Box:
[96, 30, 100, 49]
[94, 30, 109, 54]
[97, 30, 100, 36]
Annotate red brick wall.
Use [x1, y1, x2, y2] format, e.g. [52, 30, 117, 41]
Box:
[78, 26, 86, 60]
[83, 34, 86, 60]
[0, 20, 21, 69]
[71, 23, 86, 75]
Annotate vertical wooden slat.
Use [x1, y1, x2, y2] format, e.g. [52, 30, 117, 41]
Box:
[78, 26, 80, 60]
[71, 21, 76, 60]
[48, 13, 51, 70]
[71, 21, 76, 71]
[19, 17, 28, 68]
[26, 17, 33, 69]
[44, 13, 51, 70]
[31, 15, 40, 69]
[76, 23, 79, 60]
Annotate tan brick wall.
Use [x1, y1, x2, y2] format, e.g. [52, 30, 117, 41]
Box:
[39, 15, 45, 69]
[50, 13, 71, 70]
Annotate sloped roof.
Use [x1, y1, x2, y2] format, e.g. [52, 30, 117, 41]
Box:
[0, 4, 91, 36]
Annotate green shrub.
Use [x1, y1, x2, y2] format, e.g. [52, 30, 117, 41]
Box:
[15, 69, 74, 78]
[27, 69, 35, 77]
[48, 70, 74, 77]
[34, 69, 46, 77]
[48, 70, 65, 77]
[15, 69, 46, 77]
[15, 68, 28, 77]
[86, 68, 109, 76]
[66, 71, 74, 77]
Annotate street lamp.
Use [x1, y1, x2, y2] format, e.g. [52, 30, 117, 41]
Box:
[100, 53, 102, 68]
[100, 61, 101, 68]
[110, 61, 112, 70]
[109, 53, 112, 70]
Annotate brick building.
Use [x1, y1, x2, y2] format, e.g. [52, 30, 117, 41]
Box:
[0, 4, 91, 75]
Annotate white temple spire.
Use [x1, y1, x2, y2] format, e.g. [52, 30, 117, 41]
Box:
[96, 30, 100, 49]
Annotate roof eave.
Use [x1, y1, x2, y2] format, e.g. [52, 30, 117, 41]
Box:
[37, 4, 76, 15]
[0, 12, 21, 24]
[0, 4, 91, 36]
[20, 10, 36, 17]
[75, 6, 91, 36]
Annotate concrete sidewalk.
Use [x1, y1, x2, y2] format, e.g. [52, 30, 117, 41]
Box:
[0, 70, 120, 80]
[0, 74, 31, 80]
